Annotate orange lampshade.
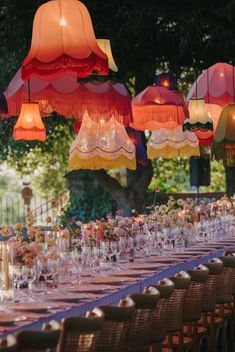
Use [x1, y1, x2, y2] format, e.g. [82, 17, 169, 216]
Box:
[131, 86, 187, 131]
[21, 0, 108, 80]
[13, 102, 46, 141]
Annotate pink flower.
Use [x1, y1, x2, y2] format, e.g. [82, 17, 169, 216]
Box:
[113, 227, 125, 237]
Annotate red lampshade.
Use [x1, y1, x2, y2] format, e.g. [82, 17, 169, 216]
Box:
[13, 102, 46, 141]
[187, 63, 235, 108]
[131, 85, 187, 131]
[5, 69, 132, 126]
[21, 0, 108, 80]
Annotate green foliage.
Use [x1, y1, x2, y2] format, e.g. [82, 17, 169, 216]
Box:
[150, 158, 190, 192]
[65, 170, 116, 222]
[0, 115, 75, 198]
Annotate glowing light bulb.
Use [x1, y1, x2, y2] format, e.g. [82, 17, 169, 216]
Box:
[163, 80, 169, 87]
[25, 115, 33, 123]
[220, 72, 224, 77]
[99, 118, 105, 125]
[233, 115, 235, 120]
[60, 17, 67, 26]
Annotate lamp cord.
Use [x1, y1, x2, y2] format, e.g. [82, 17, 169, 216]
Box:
[27, 80, 31, 102]
[233, 66, 235, 103]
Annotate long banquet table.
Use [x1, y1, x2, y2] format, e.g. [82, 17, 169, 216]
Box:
[0, 239, 235, 338]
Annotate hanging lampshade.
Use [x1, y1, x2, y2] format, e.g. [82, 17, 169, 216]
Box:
[69, 113, 136, 170]
[212, 104, 235, 166]
[183, 98, 213, 132]
[187, 63, 235, 108]
[147, 126, 199, 159]
[126, 127, 148, 166]
[131, 85, 187, 131]
[195, 104, 222, 145]
[97, 39, 118, 72]
[21, 0, 108, 80]
[13, 102, 46, 141]
[155, 72, 178, 91]
[5, 69, 132, 126]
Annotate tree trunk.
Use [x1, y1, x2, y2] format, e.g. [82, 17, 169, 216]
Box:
[225, 166, 235, 197]
[92, 161, 153, 216]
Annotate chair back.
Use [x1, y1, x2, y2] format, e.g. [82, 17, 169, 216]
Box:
[150, 278, 175, 343]
[128, 287, 160, 352]
[17, 330, 60, 352]
[213, 257, 234, 304]
[0, 336, 17, 352]
[202, 259, 223, 312]
[221, 254, 235, 295]
[165, 271, 191, 333]
[95, 297, 135, 352]
[183, 265, 209, 323]
[58, 309, 104, 352]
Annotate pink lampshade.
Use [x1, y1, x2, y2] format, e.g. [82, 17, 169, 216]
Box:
[4, 69, 132, 126]
[21, 0, 108, 80]
[187, 63, 235, 108]
[131, 85, 188, 131]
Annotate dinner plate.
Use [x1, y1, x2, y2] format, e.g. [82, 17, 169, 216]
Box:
[9, 302, 58, 313]
[113, 269, 151, 277]
[0, 313, 27, 324]
[68, 285, 113, 293]
[44, 294, 85, 303]
[91, 276, 138, 285]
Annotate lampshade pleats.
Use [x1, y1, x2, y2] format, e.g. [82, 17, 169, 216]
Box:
[21, 0, 109, 80]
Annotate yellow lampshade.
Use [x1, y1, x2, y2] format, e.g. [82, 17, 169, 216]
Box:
[147, 127, 199, 159]
[183, 98, 213, 132]
[13, 102, 46, 141]
[97, 39, 118, 72]
[69, 113, 136, 170]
